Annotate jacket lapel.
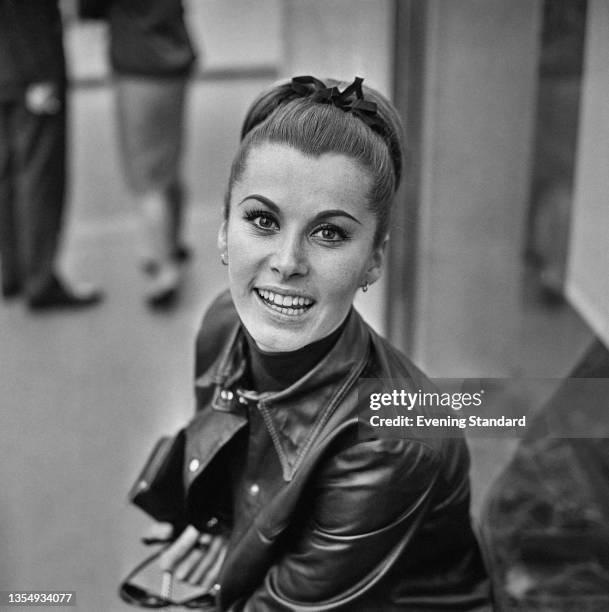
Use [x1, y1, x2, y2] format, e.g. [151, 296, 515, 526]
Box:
[183, 393, 247, 490]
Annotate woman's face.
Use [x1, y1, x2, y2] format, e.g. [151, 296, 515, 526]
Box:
[219, 143, 386, 352]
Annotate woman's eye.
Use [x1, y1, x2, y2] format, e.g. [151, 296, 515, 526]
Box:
[256, 215, 276, 229]
[320, 228, 338, 240]
[244, 210, 278, 231]
[313, 225, 348, 242]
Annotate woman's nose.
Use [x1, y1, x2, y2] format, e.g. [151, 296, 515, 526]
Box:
[269, 234, 308, 279]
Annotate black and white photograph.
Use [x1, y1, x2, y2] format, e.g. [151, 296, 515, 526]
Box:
[1, 1, 608, 610]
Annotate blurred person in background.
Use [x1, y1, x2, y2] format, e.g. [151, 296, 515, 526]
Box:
[80, 0, 196, 309]
[0, 0, 102, 310]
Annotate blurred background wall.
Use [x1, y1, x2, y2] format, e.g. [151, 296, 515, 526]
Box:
[566, 0, 609, 349]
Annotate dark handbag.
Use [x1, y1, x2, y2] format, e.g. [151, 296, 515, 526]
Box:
[119, 544, 217, 609]
[128, 429, 187, 526]
[120, 430, 217, 608]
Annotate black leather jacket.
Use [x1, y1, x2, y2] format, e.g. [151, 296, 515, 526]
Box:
[185, 291, 491, 611]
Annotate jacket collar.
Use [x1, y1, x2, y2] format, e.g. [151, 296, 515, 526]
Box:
[194, 308, 371, 481]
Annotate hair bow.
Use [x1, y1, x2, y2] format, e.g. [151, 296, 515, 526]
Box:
[290, 76, 383, 130]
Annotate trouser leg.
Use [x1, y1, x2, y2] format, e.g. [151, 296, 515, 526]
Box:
[166, 178, 186, 253]
[14, 98, 67, 298]
[114, 76, 187, 263]
[0, 102, 21, 293]
[139, 188, 173, 261]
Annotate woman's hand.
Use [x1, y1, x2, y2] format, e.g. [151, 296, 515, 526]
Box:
[25, 82, 62, 115]
[148, 523, 228, 591]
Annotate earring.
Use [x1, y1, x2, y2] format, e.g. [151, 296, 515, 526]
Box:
[220, 252, 228, 266]
[361, 282, 369, 293]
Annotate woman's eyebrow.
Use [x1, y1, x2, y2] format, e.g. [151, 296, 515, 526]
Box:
[238, 194, 279, 213]
[314, 210, 362, 225]
[238, 197, 362, 225]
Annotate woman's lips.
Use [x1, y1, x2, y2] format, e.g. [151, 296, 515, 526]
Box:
[254, 288, 314, 316]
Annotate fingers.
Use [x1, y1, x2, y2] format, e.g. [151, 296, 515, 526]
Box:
[173, 533, 213, 581]
[142, 522, 174, 545]
[186, 536, 226, 586]
[200, 542, 228, 593]
[25, 83, 61, 115]
[156, 527, 228, 588]
[158, 525, 200, 572]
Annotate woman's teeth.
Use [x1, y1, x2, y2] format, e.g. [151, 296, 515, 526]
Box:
[256, 289, 313, 315]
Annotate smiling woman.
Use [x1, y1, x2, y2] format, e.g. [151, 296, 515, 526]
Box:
[221, 144, 382, 352]
[141, 77, 491, 611]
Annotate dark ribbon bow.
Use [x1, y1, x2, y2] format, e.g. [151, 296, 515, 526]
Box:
[290, 76, 383, 130]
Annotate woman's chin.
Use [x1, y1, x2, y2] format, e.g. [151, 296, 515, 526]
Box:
[249, 325, 310, 353]
[236, 291, 313, 350]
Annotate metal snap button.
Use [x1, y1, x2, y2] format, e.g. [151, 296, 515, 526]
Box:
[249, 483, 260, 496]
[188, 458, 200, 472]
[211, 583, 221, 594]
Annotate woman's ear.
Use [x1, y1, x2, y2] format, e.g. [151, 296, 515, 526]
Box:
[365, 235, 389, 286]
[217, 220, 228, 255]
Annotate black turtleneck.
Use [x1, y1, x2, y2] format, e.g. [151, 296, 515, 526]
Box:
[243, 314, 350, 393]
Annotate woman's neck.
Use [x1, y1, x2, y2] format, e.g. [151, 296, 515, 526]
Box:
[243, 314, 350, 393]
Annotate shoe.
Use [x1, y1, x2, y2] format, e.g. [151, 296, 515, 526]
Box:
[173, 244, 192, 264]
[145, 263, 180, 311]
[538, 268, 565, 308]
[147, 285, 178, 310]
[141, 245, 192, 276]
[28, 275, 103, 311]
[2, 280, 22, 299]
[539, 284, 565, 308]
